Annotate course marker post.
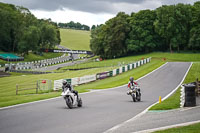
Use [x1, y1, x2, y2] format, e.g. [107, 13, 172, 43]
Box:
[159, 96, 162, 103]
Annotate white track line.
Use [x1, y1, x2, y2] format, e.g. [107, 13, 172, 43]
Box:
[104, 62, 192, 133]
[0, 62, 168, 110]
[134, 120, 200, 133]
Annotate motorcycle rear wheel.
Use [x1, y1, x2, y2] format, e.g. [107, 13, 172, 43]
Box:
[78, 98, 82, 107]
[137, 93, 141, 101]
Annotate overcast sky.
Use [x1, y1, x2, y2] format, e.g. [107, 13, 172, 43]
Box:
[1, 0, 199, 27]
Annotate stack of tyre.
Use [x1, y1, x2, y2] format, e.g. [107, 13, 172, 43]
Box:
[184, 83, 196, 107]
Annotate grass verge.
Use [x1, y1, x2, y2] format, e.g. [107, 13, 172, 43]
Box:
[154, 122, 200, 133]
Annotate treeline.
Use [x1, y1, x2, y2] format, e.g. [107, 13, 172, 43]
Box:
[90, 2, 200, 59]
[0, 2, 60, 56]
[58, 21, 90, 31]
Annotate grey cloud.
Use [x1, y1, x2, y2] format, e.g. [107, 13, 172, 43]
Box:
[0, 0, 198, 14]
[160, 0, 198, 5]
[1, 0, 146, 13]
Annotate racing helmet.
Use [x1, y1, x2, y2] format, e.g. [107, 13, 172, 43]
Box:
[62, 80, 67, 85]
[130, 77, 134, 82]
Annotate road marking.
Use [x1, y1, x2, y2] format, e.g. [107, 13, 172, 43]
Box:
[0, 62, 168, 110]
[104, 62, 192, 133]
[134, 120, 200, 133]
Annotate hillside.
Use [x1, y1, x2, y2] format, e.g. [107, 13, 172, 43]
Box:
[60, 28, 91, 50]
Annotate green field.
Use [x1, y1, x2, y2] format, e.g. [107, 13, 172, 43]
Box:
[60, 28, 91, 50]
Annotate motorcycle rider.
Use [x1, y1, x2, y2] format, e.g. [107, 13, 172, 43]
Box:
[127, 77, 139, 96]
[62, 80, 79, 100]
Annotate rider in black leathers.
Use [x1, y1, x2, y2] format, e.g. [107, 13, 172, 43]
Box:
[62, 80, 79, 100]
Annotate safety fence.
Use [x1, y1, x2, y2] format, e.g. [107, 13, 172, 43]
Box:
[5, 54, 73, 71]
[53, 57, 151, 90]
[10, 70, 53, 74]
[16, 79, 53, 95]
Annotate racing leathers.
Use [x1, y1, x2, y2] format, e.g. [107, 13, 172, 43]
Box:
[127, 81, 139, 96]
[62, 83, 79, 99]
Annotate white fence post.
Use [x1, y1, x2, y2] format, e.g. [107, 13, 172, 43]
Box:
[180, 85, 185, 108]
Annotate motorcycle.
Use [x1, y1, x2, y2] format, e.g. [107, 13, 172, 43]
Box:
[127, 84, 141, 102]
[61, 87, 82, 109]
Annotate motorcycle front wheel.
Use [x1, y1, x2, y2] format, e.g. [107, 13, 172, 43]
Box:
[132, 94, 136, 102]
[66, 96, 73, 109]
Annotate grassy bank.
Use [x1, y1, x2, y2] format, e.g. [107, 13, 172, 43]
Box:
[149, 62, 200, 110]
[60, 28, 91, 50]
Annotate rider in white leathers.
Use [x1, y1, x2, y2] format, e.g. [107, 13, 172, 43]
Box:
[62, 80, 79, 100]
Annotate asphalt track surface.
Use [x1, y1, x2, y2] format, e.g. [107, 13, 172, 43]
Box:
[111, 105, 200, 133]
[0, 62, 191, 133]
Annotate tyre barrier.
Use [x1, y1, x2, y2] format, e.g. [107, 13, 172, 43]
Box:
[184, 83, 196, 107]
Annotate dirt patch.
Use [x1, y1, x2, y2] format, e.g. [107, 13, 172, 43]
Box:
[0, 71, 11, 77]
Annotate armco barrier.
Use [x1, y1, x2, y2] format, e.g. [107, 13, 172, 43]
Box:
[96, 72, 110, 79]
[53, 57, 151, 90]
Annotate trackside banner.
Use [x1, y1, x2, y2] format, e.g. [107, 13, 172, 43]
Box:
[53, 57, 151, 90]
[54, 74, 96, 90]
[71, 74, 96, 85]
[41, 48, 93, 55]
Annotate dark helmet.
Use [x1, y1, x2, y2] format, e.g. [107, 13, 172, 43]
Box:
[62, 80, 67, 85]
[130, 77, 134, 82]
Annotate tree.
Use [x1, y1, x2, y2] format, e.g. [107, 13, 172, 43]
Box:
[0, 2, 61, 55]
[39, 21, 59, 49]
[170, 4, 192, 52]
[0, 3, 15, 52]
[18, 26, 40, 55]
[126, 10, 159, 53]
[90, 25, 106, 57]
[189, 1, 200, 51]
[91, 25, 96, 30]
[154, 5, 176, 52]
[90, 12, 130, 58]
